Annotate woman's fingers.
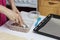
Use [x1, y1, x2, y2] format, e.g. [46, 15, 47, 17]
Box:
[16, 8, 20, 14]
[17, 15, 23, 26]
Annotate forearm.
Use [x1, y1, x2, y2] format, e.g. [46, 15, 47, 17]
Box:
[8, 0, 16, 9]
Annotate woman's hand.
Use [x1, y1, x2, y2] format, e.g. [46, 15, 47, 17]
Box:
[0, 5, 24, 26]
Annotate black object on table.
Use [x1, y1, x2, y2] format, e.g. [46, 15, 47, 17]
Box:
[33, 14, 60, 40]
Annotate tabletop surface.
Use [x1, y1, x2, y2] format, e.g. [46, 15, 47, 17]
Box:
[0, 11, 56, 40]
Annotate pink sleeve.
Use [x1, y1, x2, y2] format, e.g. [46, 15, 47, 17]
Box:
[0, 0, 7, 26]
[0, 13, 7, 26]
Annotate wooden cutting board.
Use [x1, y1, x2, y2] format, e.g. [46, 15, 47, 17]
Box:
[0, 31, 27, 40]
